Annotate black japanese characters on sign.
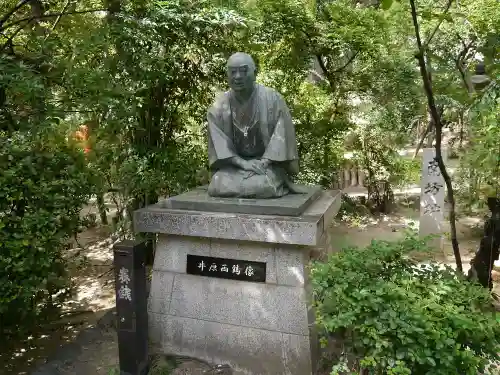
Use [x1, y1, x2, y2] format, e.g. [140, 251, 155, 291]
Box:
[186, 254, 266, 283]
[427, 158, 441, 176]
[424, 182, 443, 195]
[424, 202, 441, 215]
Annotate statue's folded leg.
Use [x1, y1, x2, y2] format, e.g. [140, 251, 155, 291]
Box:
[208, 169, 243, 197]
[208, 168, 287, 198]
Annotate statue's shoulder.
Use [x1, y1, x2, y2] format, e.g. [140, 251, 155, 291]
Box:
[209, 90, 231, 113]
[213, 89, 231, 103]
[256, 84, 284, 102]
[256, 84, 279, 97]
[256, 84, 287, 108]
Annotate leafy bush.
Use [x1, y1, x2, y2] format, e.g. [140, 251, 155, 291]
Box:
[0, 130, 93, 336]
[455, 82, 500, 213]
[311, 233, 500, 374]
[390, 157, 420, 189]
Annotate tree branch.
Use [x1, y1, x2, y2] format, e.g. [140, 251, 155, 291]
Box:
[332, 51, 359, 73]
[413, 120, 432, 159]
[44, 0, 72, 41]
[420, 0, 454, 53]
[0, 0, 30, 28]
[410, 1, 441, 135]
[29, 0, 47, 37]
[0, 20, 32, 52]
[1, 8, 107, 32]
[309, 69, 327, 83]
[453, 35, 476, 94]
[409, 0, 463, 273]
[316, 54, 331, 84]
[315, 51, 359, 80]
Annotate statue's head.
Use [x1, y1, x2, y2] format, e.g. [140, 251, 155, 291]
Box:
[226, 52, 256, 93]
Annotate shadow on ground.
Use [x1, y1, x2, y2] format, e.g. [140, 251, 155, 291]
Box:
[0, 225, 119, 375]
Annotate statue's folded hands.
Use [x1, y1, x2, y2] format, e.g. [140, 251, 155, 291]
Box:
[229, 156, 268, 175]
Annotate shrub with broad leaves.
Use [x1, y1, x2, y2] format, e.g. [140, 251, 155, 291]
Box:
[0, 130, 93, 337]
[311, 233, 500, 374]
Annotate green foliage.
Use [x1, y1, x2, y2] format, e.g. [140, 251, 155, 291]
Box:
[0, 0, 252, 335]
[311, 234, 500, 374]
[0, 129, 93, 336]
[456, 80, 500, 212]
[381, 0, 394, 11]
[390, 157, 420, 189]
[248, 0, 418, 188]
[72, 0, 249, 218]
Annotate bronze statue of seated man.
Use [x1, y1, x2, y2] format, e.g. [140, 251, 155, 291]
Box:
[207, 52, 302, 199]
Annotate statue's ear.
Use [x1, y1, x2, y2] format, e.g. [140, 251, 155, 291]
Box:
[253, 55, 260, 77]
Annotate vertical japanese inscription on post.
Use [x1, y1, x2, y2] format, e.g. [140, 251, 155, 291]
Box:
[419, 149, 447, 248]
[427, 158, 441, 177]
[423, 182, 443, 195]
[113, 253, 135, 332]
[113, 240, 149, 375]
[422, 157, 444, 216]
[117, 267, 132, 301]
[186, 254, 266, 283]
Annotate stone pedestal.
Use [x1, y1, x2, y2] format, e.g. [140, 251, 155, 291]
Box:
[134, 189, 341, 375]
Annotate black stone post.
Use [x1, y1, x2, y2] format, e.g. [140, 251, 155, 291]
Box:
[113, 240, 150, 375]
[468, 198, 500, 289]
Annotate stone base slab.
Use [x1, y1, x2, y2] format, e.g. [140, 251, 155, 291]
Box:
[165, 185, 323, 216]
[134, 190, 341, 246]
[149, 272, 310, 335]
[149, 313, 312, 375]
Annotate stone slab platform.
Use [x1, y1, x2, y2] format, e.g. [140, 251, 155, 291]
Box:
[134, 190, 341, 246]
[164, 185, 322, 216]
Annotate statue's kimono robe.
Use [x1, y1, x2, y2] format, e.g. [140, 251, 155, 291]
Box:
[207, 84, 299, 198]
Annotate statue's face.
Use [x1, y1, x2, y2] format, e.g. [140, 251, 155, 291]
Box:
[227, 55, 255, 92]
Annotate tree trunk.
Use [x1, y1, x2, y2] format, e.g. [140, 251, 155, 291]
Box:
[468, 198, 500, 289]
[96, 193, 108, 225]
[409, 0, 463, 272]
[321, 135, 330, 187]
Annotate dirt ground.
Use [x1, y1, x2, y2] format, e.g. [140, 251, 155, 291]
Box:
[332, 202, 484, 267]
[0, 225, 118, 375]
[1, 196, 492, 375]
